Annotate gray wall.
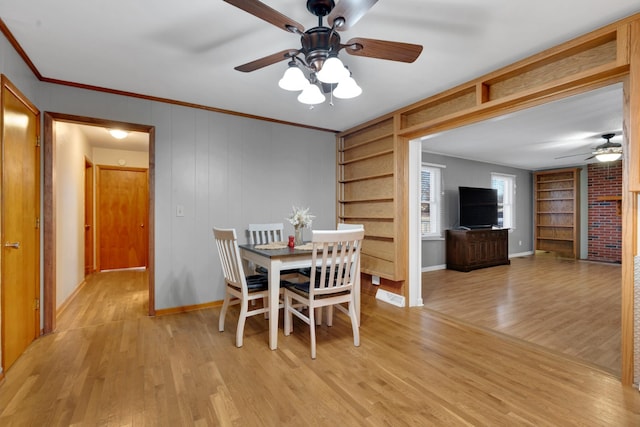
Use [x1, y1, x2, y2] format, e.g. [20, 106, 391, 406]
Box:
[0, 32, 337, 312]
[421, 152, 533, 268]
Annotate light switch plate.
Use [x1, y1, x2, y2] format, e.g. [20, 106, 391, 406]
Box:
[176, 205, 184, 217]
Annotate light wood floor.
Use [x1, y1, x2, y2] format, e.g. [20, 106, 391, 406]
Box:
[1, 268, 640, 425]
[422, 253, 621, 376]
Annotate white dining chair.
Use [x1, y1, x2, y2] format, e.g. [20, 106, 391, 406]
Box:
[214, 227, 287, 347]
[283, 228, 364, 359]
[248, 223, 285, 245]
[248, 222, 299, 278]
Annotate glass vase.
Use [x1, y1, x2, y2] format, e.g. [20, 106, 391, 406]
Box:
[294, 226, 304, 246]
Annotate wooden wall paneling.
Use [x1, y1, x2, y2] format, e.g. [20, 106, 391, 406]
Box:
[342, 201, 395, 219]
[341, 135, 393, 161]
[342, 176, 394, 201]
[341, 153, 394, 180]
[401, 86, 477, 128]
[359, 254, 396, 280]
[341, 118, 393, 147]
[487, 38, 617, 100]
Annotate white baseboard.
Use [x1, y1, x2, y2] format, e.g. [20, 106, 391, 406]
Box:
[422, 264, 446, 272]
[509, 251, 534, 258]
[375, 289, 406, 307]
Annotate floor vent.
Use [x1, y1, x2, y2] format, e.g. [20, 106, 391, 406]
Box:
[375, 289, 405, 307]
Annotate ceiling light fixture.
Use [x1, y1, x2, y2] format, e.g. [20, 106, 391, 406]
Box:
[227, 0, 423, 107]
[595, 150, 622, 162]
[108, 129, 129, 139]
[279, 53, 361, 105]
[297, 74, 326, 105]
[593, 133, 622, 162]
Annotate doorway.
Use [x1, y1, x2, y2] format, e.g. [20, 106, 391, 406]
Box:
[410, 84, 624, 375]
[43, 113, 155, 334]
[0, 76, 40, 372]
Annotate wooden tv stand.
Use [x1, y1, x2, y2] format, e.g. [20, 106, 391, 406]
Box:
[446, 228, 510, 272]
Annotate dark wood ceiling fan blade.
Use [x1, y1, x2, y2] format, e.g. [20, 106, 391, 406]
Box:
[343, 37, 423, 63]
[328, 0, 378, 31]
[223, 0, 305, 34]
[234, 49, 297, 72]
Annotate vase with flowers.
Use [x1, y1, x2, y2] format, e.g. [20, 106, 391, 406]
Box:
[287, 206, 315, 246]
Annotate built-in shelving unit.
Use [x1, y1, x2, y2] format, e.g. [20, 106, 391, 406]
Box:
[337, 118, 401, 281]
[533, 168, 581, 258]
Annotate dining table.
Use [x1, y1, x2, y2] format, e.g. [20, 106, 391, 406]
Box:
[239, 242, 361, 350]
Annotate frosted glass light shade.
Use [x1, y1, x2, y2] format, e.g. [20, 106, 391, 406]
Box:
[297, 84, 326, 105]
[278, 66, 309, 91]
[109, 129, 129, 139]
[316, 57, 349, 84]
[333, 76, 362, 99]
[595, 151, 622, 162]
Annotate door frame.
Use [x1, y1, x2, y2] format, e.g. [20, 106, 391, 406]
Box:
[42, 112, 156, 334]
[84, 157, 94, 276]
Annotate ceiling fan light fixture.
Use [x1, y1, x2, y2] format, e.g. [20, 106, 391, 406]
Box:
[278, 64, 310, 91]
[316, 56, 349, 84]
[297, 84, 326, 105]
[333, 76, 362, 99]
[595, 151, 622, 162]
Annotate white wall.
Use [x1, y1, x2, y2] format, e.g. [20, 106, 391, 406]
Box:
[93, 147, 149, 168]
[36, 87, 336, 310]
[54, 122, 91, 308]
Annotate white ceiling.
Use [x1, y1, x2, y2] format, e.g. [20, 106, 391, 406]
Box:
[68, 123, 150, 152]
[422, 83, 624, 170]
[0, 1, 638, 168]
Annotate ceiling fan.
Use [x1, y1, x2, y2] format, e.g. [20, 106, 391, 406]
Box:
[223, 0, 423, 102]
[555, 133, 623, 162]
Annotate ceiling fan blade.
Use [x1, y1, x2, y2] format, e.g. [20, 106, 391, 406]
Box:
[554, 152, 591, 159]
[223, 0, 305, 34]
[234, 49, 298, 72]
[343, 37, 423, 63]
[328, 0, 378, 31]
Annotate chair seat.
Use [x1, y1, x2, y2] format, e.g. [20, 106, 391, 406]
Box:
[290, 281, 350, 298]
[255, 265, 301, 276]
[230, 276, 294, 292]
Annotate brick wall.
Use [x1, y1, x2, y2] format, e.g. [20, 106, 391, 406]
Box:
[587, 161, 622, 262]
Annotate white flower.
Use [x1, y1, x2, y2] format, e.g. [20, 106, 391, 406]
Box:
[286, 206, 315, 229]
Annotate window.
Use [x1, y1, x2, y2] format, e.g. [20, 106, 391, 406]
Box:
[491, 173, 515, 229]
[421, 164, 442, 238]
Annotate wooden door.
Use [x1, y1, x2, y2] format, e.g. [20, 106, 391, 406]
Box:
[1, 77, 40, 371]
[84, 158, 94, 276]
[97, 166, 148, 270]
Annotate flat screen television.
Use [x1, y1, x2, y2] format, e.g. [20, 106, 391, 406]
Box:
[458, 186, 498, 229]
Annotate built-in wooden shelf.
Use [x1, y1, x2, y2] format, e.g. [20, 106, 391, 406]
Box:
[534, 168, 581, 258]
